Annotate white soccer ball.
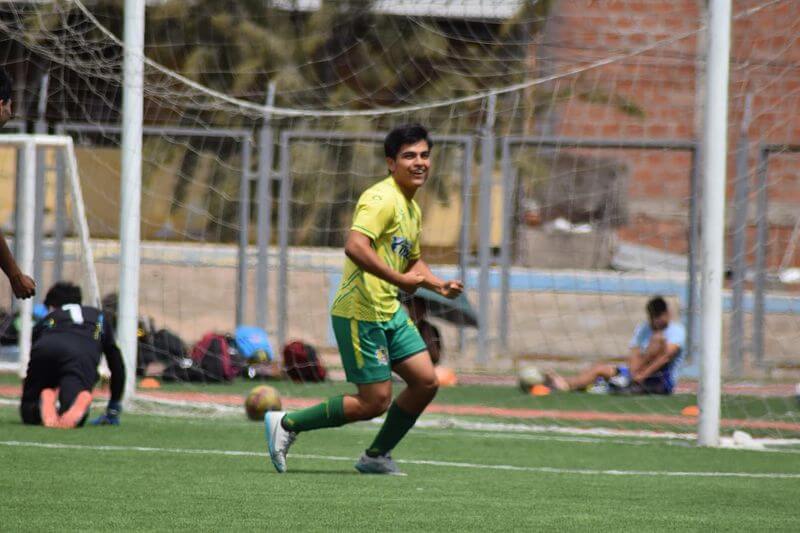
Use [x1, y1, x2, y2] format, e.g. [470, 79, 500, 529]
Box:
[517, 365, 545, 391]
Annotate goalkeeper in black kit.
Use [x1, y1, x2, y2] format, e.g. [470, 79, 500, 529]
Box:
[20, 282, 125, 428]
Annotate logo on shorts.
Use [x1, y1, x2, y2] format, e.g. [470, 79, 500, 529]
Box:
[391, 236, 411, 259]
[375, 346, 389, 365]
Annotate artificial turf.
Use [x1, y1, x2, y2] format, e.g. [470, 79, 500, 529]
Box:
[1, 403, 799, 531]
[2, 370, 798, 437]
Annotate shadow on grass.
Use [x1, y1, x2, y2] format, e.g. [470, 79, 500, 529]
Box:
[248, 468, 360, 476]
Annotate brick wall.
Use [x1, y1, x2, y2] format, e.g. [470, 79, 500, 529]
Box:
[537, 0, 800, 268]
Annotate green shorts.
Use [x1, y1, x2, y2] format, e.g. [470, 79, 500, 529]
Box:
[331, 307, 428, 384]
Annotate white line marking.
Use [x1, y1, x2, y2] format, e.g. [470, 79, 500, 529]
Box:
[3, 399, 800, 452]
[2, 440, 799, 479]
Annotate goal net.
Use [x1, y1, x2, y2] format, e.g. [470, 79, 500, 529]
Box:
[1, 0, 798, 446]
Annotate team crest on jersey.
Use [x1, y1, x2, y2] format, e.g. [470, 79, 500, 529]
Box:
[391, 236, 411, 259]
[375, 346, 389, 365]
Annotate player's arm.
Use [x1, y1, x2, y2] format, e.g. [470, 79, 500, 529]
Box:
[0, 229, 35, 299]
[406, 258, 463, 299]
[104, 343, 126, 406]
[632, 343, 680, 383]
[91, 316, 126, 425]
[625, 346, 644, 374]
[344, 230, 423, 294]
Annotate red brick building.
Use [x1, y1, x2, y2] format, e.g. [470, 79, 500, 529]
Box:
[532, 0, 800, 269]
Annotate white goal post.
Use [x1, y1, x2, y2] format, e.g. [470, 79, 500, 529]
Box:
[0, 134, 100, 377]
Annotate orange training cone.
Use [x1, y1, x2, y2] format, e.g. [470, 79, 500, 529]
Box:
[530, 384, 551, 396]
[681, 405, 699, 416]
[139, 377, 161, 389]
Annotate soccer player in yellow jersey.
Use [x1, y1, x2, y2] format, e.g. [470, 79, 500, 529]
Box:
[266, 124, 463, 475]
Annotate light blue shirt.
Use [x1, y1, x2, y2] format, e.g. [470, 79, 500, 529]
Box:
[629, 321, 687, 390]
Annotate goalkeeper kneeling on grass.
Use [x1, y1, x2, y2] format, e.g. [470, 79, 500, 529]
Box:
[546, 296, 686, 395]
[19, 282, 125, 428]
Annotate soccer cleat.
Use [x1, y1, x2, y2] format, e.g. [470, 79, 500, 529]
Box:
[609, 367, 631, 389]
[355, 452, 406, 476]
[264, 411, 296, 473]
[587, 377, 610, 394]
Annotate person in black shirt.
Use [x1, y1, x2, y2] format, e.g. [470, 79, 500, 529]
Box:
[20, 282, 125, 428]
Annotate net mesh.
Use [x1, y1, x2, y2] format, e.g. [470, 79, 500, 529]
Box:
[0, 0, 799, 443]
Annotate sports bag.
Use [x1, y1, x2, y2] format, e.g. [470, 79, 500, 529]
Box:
[283, 341, 327, 382]
[191, 333, 242, 382]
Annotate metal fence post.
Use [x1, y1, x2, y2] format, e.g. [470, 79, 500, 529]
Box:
[33, 73, 50, 296]
[477, 94, 496, 366]
[458, 137, 475, 352]
[236, 136, 252, 326]
[752, 147, 769, 368]
[686, 146, 702, 374]
[53, 149, 66, 283]
[498, 139, 515, 350]
[256, 83, 276, 332]
[729, 94, 752, 377]
[277, 133, 292, 350]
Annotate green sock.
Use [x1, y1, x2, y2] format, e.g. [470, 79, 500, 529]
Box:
[366, 402, 419, 457]
[282, 395, 347, 433]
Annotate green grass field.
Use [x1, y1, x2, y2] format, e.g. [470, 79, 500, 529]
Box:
[2, 389, 800, 531]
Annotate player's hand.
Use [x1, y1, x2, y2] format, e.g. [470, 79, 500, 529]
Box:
[10, 272, 35, 299]
[90, 402, 122, 426]
[398, 272, 424, 294]
[437, 280, 463, 299]
[0, 99, 13, 127]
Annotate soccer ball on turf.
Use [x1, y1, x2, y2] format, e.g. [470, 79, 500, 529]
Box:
[517, 365, 545, 392]
[244, 385, 282, 421]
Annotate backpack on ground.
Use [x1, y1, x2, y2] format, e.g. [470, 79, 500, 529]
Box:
[138, 327, 189, 376]
[191, 333, 243, 382]
[234, 325, 274, 363]
[283, 341, 327, 383]
[160, 355, 206, 383]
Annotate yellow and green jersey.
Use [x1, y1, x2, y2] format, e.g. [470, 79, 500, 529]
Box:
[330, 176, 422, 322]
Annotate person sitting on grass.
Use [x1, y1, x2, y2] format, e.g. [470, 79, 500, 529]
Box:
[19, 282, 125, 428]
[546, 296, 686, 395]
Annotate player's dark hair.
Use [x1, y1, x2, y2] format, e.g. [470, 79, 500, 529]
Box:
[384, 124, 433, 159]
[44, 282, 82, 308]
[646, 296, 668, 319]
[0, 67, 12, 103]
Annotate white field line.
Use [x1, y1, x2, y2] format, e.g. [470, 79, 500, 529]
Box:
[2, 440, 800, 480]
[3, 397, 800, 451]
[133, 397, 800, 448]
[413, 418, 696, 441]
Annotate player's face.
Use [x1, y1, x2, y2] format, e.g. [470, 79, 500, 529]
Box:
[387, 139, 431, 197]
[649, 311, 669, 331]
[0, 99, 12, 127]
